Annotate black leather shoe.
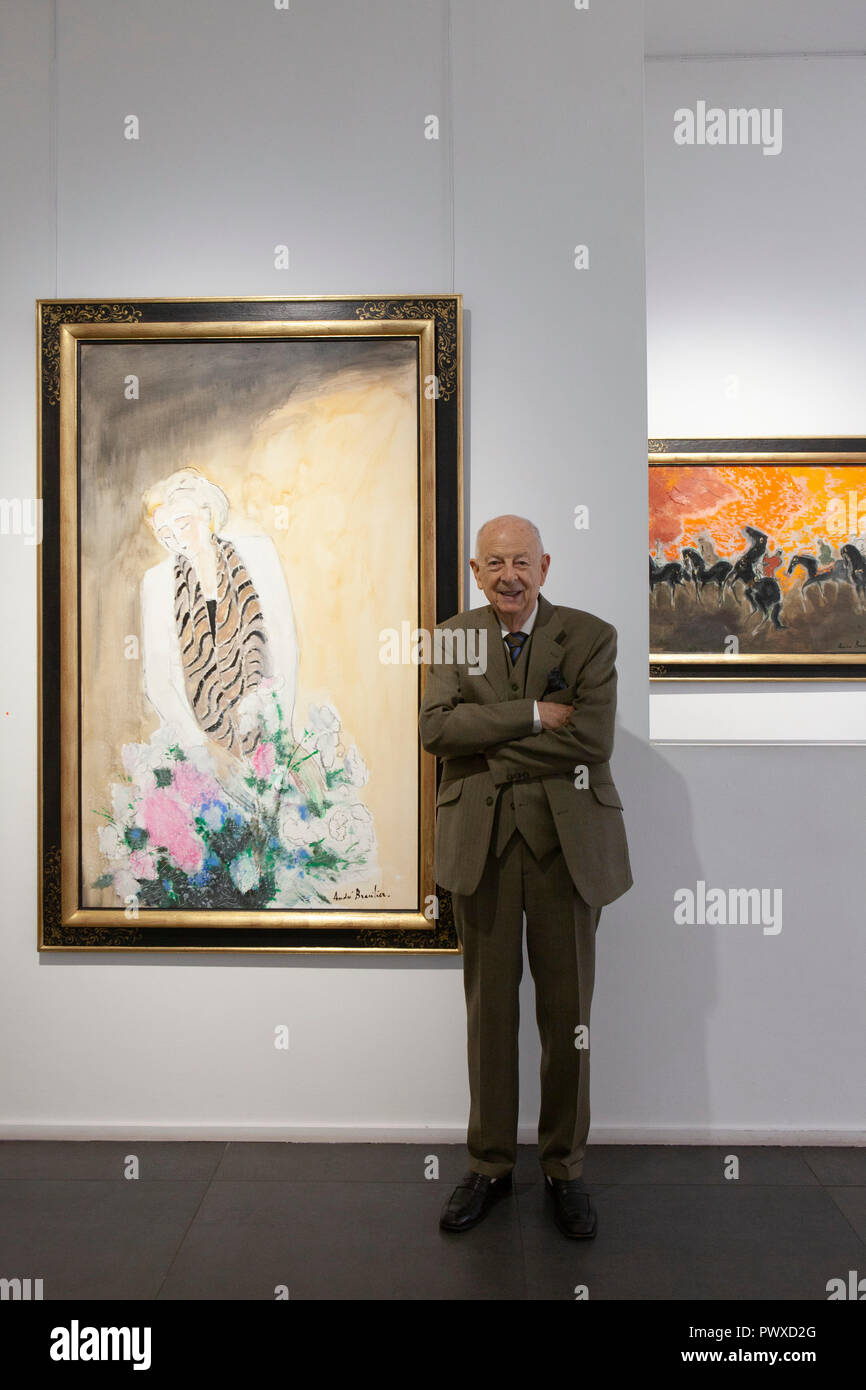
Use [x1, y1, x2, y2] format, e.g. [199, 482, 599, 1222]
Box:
[545, 1175, 597, 1238]
[439, 1170, 513, 1232]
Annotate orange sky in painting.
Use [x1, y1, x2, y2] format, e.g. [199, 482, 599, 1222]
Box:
[650, 465, 866, 590]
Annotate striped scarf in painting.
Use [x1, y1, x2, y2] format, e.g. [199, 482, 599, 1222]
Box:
[173, 536, 267, 755]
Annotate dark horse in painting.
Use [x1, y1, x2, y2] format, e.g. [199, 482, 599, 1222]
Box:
[841, 543, 866, 612]
[787, 553, 846, 610]
[724, 526, 768, 599]
[681, 547, 732, 604]
[744, 576, 785, 631]
[649, 555, 684, 605]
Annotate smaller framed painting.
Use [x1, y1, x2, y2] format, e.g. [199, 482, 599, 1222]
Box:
[649, 437, 866, 680]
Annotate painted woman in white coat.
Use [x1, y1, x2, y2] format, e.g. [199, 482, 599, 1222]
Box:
[140, 467, 298, 763]
[92, 465, 377, 909]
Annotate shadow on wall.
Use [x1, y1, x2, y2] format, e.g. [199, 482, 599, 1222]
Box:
[518, 723, 715, 1138]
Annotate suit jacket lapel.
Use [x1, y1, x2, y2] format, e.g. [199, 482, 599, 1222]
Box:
[467, 594, 565, 702]
[524, 593, 567, 700]
[469, 605, 511, 699]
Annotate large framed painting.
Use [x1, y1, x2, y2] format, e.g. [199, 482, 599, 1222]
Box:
[38, 296, 462, 952]
[649, 437, 866, 680]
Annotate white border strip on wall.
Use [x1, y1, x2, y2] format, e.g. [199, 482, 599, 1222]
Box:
[1, 1123, 862, 1145]
[650, 689, 866, 743]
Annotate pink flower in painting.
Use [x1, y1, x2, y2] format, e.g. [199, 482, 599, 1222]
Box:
[138, 788, 204, 875]
[251, 741, 276, 779]
[128, 850, 158, 881]
[171, 760, 222, 808]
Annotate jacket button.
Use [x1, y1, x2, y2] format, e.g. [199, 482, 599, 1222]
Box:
[510, 682, 519, 691]
[486, 796, 494, 805]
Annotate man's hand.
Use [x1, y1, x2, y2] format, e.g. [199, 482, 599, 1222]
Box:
[537, 700, 573, 731]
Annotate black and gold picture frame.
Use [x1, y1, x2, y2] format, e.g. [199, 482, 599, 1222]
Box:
[38, 295, 462, 952]
[650, 437, 866, 680]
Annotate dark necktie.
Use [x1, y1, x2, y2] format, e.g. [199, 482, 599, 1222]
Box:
[504, 631, 529, 665]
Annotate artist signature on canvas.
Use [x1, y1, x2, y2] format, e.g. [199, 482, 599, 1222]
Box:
[332, 885, 389, 901]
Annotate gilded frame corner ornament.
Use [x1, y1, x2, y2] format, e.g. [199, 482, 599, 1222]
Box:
[40, 302, 143, 406]
[355, 298, 458, 402]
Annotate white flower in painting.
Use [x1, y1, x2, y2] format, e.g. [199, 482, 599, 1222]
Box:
[111, 783, 136, 827]
[238, 678, 284, 739]
[324, 807, 351, 847]
[185, 743, 218, 777]
[324, 803, 376, 857]
[308, 703, 341, 769]
[278, 801, 323, 847]
[121, 743, 145, 778]
[346, 803, 376, 854]
[229, 850, 260, 894]
[120, 743, 157, 792]
[343, 745, 369, 787]
[113, 869, 140, 903]
[97, 823, 124, 860]
[237, 692, 264, 739]
[149, 722, 183, 759]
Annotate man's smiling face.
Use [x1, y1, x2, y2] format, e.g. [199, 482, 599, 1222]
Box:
[470, 515, 550, 632]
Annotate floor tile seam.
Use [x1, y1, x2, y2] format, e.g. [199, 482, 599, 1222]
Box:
[152, 1145, 229, 1300]
[822, 1187, 866, 1252]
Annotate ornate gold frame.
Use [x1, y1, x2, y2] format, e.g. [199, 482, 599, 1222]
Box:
[38, 298, 464, 952]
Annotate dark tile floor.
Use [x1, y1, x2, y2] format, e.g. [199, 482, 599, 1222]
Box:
[0, 1142, 863, 1300]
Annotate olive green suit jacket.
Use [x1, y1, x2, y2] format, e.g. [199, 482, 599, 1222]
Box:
[418, 593, 633, 906]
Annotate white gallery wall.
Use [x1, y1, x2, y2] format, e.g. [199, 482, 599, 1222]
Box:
[647, 43, 866, 743]
[641, 4, 865, 1135]
[0, 0, 861, 1143]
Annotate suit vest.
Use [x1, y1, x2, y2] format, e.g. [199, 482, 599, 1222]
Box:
[491, 631, 561, 860]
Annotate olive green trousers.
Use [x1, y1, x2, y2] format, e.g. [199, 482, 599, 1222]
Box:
[452, 832, 601, 1181]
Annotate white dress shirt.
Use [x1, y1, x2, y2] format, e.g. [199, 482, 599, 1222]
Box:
[499, 598, 542, 734]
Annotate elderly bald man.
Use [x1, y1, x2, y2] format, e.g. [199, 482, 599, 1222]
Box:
[419, 515, 632, 1238]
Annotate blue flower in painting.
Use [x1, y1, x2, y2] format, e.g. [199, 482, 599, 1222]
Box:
[201, 799, 228, 833]
[204, 851, 221, 870]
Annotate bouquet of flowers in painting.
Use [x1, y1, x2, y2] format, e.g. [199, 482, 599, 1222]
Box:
[93, 679, 378, 910]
